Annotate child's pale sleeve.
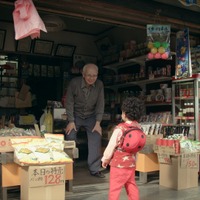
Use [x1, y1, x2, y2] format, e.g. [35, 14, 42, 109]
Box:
[101, 128, 122, 163]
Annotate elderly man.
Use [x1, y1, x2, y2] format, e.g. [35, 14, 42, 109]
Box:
[65, 63, 105, 178]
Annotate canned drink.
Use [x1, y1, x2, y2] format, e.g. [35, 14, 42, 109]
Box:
[167, 139, 174, 147]
[174, 140, 180, 154]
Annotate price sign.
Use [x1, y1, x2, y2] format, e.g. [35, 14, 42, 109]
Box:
[28, 165, 65, 187]
[181, 153, 198, 168]
[45, 174, 63, 185]
[157, 153, 171, 164]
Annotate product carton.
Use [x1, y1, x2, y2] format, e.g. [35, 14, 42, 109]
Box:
[18, 84, 30, 101]
[140, 144, 154, 154]
[15, 91, 32, 108]
[145, 134, 163, 145]
[21, 164, 66, 200]
[159, 155, 199, 190]
[154, 145, 177, 156]
[136, 152, 159, 172]
[0, 137, 13, 152]
[64, 140, 76, 149]
[53, 108, 66, 119]
[140, 134, 163, 154]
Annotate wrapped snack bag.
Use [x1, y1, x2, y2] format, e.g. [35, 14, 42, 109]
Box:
[11, 136, 72, 165]
[146, 24, 171, 60]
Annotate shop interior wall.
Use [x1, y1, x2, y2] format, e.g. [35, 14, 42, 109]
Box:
[2, 21, 177, 65]
[1, 20, 177, 120]
[1, 21, 101, 119]
[1, 22, 99, 56]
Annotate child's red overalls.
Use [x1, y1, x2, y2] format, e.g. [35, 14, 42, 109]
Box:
[108, 122, 140, 200]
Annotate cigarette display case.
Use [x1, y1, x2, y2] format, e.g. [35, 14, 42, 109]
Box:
[172, 74, 200, 141]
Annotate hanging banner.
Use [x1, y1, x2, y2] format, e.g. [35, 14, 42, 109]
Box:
[175, 28, 192, 79]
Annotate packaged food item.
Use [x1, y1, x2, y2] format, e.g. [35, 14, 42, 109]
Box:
[146, 24, 171, 61]
[11, 136, 72, 166]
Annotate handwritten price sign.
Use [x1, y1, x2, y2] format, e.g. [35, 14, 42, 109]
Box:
[181, 153, 198, 168]
[157, 153, 171, 164]
[29, 165, 65, 187]
[45, 174, 64, 185]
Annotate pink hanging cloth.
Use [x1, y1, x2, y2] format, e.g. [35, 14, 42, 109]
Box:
[13, 0, 47, 40]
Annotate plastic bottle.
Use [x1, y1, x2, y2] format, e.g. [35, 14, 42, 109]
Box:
[44, 108, 53, 133]
[40, 109, 47, 128]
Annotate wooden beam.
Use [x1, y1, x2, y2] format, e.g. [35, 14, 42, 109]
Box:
[1, 0, 200, 34]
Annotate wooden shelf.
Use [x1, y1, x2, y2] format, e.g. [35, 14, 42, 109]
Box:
[103, 55, 146, 72]
[145, 102, 172, 106]
[105, 77, 172, 89]
[175, 116, 194, 120]
[175, 96, 194, 100]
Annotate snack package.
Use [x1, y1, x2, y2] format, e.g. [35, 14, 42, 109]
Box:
[11, 136, 72, 166]
[146, 24, 171, 60]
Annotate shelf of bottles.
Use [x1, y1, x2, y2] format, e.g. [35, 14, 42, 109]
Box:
[172, 74, 200, 141]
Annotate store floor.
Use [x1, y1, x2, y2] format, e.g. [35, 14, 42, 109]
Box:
[6, 160, 200, 200]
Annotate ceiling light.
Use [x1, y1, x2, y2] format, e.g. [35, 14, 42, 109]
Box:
[42, 15, 66, 32]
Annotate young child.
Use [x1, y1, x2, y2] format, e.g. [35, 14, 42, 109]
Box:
[101, 97, 145, 200]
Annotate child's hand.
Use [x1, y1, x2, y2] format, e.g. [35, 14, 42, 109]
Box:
[102, 161, 108, 168]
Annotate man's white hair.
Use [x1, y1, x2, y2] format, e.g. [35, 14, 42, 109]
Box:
[82, 63, 98, 74]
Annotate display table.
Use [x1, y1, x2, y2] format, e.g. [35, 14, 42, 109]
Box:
[0, 160, 73, 200]
[136, 152, 159, 183]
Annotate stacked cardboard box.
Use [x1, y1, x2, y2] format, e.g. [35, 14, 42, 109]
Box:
[154, 145, 199, 190]
[21, 165, 66, 200]
[159, 156, 199, 190]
